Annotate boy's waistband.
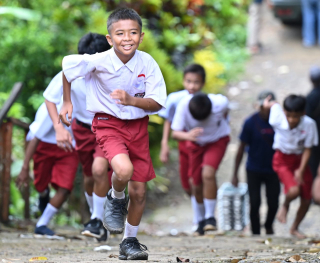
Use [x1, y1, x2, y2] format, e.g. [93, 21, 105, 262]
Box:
[94, 113, 148, 122]
[275, 150, 302, 157]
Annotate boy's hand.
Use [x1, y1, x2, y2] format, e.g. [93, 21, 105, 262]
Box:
[55, 126, 73, 152]
[294, 169, 304, 185]
[263, 95, 276, 109]
[59, 101, 73, 126]
[160, 143, 170, 163]
[187, 127, 203, 142]
[16, 167, 29, 189]
[110, 90, 134, 106]
[231, 175, 239, 187]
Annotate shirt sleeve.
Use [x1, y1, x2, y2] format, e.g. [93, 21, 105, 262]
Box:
[239, 118, 252, 145]
[43, 71, 63, 104]
[171, 99, 187, 131]
[62, 54, 97, 83]
[143, 58, 167, 111]
[304, 119, 319, 148]
[269, 103, 286, 128]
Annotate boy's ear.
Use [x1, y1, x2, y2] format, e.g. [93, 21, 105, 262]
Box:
[106, 34, 113, 46]
[139, 32, 145, 44]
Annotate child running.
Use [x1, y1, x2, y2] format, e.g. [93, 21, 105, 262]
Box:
[264, 94, 318, 238]
[44, 33, 112, 242]
[16, 103, 79, 236]
[59, 8, 166, 260]
[171, 93, 230, 236]
[158, 64, 205, 227]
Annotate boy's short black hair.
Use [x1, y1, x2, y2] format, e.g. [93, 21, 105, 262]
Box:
[283, 94, 306, 113]
[78, 33, 111, 55]
[183, 64, 206, 83]
[310, 66, 320, 88]
[189, 93, 212, 120]
[107, 8, 142, 33]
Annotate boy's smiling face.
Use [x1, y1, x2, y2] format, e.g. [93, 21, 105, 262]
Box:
[183, 72, 204, 94]
[284, 110, 304, 129]
[106, 19, 144, 64]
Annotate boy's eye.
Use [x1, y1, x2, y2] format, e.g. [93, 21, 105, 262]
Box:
[131, 32, 137, 34]
[117, 33, 123, 35]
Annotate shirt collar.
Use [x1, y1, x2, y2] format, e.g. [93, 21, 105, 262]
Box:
[110, 48, 137, 72]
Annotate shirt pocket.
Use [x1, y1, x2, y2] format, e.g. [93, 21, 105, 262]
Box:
[131, 77, 146, 98]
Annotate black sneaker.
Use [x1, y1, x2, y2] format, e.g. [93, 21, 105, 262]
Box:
[96, 227, 109, 242]
[103, 189, 128, 234]
[34, 225, 55, 236]
[38, 188, 50, 214]
[81, 218, 105, 239]
[193, 219, 206, 236]
[119, 237, 148, 260]
[203, 217, 217, 231]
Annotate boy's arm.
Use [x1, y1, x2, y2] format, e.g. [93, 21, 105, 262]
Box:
[45, 99, 73, 152]
[59, 72, 73, 126]
[16, 137, 40, 188]
[160, 120, 171, 163]
[294, 147, 312, 185]
[172, 128, 203, 142]
[231, 141, 246, 187]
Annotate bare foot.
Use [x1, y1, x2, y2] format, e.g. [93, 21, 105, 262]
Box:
[290, 229, 307, 239]
[277, 205, 289, 224]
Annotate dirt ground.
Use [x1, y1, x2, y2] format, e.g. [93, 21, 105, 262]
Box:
[2, 4, 320, 263]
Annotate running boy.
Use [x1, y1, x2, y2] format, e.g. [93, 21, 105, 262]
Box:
[232, 91, 280, 235]
[264, 94, 318, 238]
[59, 8, 166, 260]
[171, 93, 230, 235]
[44, 33, 112, 241]
[16, 103, 79, 236]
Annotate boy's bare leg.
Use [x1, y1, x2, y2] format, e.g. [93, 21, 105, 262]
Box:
[290, 198, 311, 239]
[127, 181, 146, 226]
[84, 175, 94, 195]
[202, 166, 217, 199]
[277, 186, 300, 224]
[111, 153, 133, 191]
[50, 187, 70, 208]
[92, 157, 110, 196]
[312, 173, 320, 203]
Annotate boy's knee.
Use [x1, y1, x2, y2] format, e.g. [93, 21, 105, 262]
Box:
[58, 187, 70, 198]
[288, 186, 300, 198]
[202, 166, 216, 182]
[114, 164, 133, 182]
[130, 187, 146, 205]
[92, 165, 107, 181]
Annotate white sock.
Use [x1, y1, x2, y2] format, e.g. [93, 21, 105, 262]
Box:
[111, 186, 125, 199]
[191, 197, 205, 223]
[123, 220, 139, 240]
[85, 192, 93, 214]
[36, 203, 58, 227]
[90, 193, 106, 221]
[204, 198, 216, 219]
[191, 196, 198, 224]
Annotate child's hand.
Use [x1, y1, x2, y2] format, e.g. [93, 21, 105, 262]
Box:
[160, 143, 170, 163]
[59, 101, 73, 127]
[231, 175, 239, 187]
[294, 169, 304, 185]
[55, 126, 73, 152]
[263, 95, 276, 109]
[110, 90, 133, 106]
[187, 127, 203, 142]
[16, 167, 29, 189]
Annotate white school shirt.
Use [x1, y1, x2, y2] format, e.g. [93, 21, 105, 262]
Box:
[43, 71, 94, 125]
[29, 102, 75, 146]
[269, 103, 318, 154]
[62, 48, 167, 120]
[158, 90, 189, 122]
[171, 94, 230, 146]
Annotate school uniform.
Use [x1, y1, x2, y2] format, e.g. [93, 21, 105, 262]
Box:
[159, 90, 191, 191]
[43, 72, 108, 180]
[62, 48, 167, 182]
[269, 104, 318, 200]
[171, 94, 230, 185]
[29, 103, 78, 193]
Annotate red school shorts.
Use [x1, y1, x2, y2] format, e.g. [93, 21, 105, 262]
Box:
[272, 150, 313, 200]
[33, 141, 79, 193]
[178, 141, 191, 191]
[186, 136, 230, 186]
[92, 114, 156, 183]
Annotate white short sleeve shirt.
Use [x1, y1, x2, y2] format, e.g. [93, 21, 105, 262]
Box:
[171, 94, 230, 146]
[62, 48, 167, 120]
[269, 103, 318, 154]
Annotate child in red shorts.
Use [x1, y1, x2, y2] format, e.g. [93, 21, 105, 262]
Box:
[44, 33, 112, 241]
[59, 8, 166, 260]
[158, 64, 205, 227]
[264, 94, 318, 238]
[171, 93, 230, 235]
[16, 103, 79, 236]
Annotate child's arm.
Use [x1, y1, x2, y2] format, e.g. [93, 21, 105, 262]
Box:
[59, 72, 73, 126]
[232, 141, 246, 187]
[16, 137, 40, 188]
[160, 120, 171, 163]
[172, 128, 203, 142]
[45, 99, 73, 152]
[294, 147, 312, 185]
[110, 89, 162, 111]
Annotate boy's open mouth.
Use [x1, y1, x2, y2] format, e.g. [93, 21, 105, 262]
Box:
[122, 44, 133, 51]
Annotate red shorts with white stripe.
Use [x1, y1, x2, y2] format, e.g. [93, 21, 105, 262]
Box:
[33, 141, 79, 192]
[186, 136, 230, 186]
[272, 150, 313, 200]
[92, 114, 155, 183]
[178, 141, 191, 191]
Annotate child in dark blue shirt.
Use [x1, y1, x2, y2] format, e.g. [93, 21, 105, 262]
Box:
[232, 91, 280, 235]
